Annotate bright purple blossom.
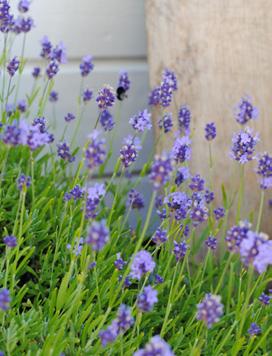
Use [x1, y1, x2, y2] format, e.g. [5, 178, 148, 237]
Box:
[7, 57, 20, 77]
[256, 153, 272, 189]
[120, 135, 142, 168]
[40, 36, 52, 59]
[86, 220, 109, 251]
[49, 91, 58, 102]
[96, 85, 115, 110]
[3, 235, 17, 248]
[17, 99, 27, 113]
[57, 142, 75, 162]
[64, 113, 75, 123]
[127, 189, 144, 209]
[85, 130, 106, 170]
[230, 127, 259, 164]
[171, 135, 191, 163]
[85, 183, 105, 219]
[159, 113, 173, 133]
[205, 122, 216, 141]
[0, 0, 11, 32]
[235, 96, 258, 125]
[258, 292, 271, 306]
[80, 55, 94, 77]
[118, 71, 130, 92]
[239, 230, 268, 267]
[129, 109, 152, 133]
[173, 240, 188, 261]
[32, 67, 41, 79]
[134, 335, 174, 356]
[17, 174, 31, 191]
[51, 42, 67, 64]
[155, 274, 164, 284]
[159, 78, 173, 107]
[178, 105, 191, 134]
[175, 166, 190, 186]
[152, 228, 168, 245]
[46, 60, 59, 79]
[100, 110, 114, 131]
[204, 189, 215, 204]
[205, 236, 217, 250]
[130, 250, 155, 280]
[0, 288, 10, 311]
[149, 154, 173, 189]
[253, 239, 272, 274]
[189, 174, 205, 192]
[148, 86, 160, 106]
[114, 253, 126, 271]
[18, 0, 30, 13]
[64, 185, 84, 202]
[197, 294, 224, 328]
[225, 221, 251, 252]
[82, 88, 93, 103]
[214, 207, 225, 221]
[248, 323, 261, 336]
[137, 285, 158, 312]
[162, 69, 178, 91]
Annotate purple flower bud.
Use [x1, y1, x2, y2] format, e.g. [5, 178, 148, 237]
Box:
[46, 60, 59, 79]
[114, 253, 126, 271]
[189, 174, 205, 192]
[152, 228, 168, 245]
[57, 142, 75, 163]
[213, 206, 225, 221]
[258, 292, 271, 306]
[17, 99, 27, 113]
[173, 240, 188, 261]
[80, 55, 94, 77]
[18, 0, 30, 13]
[7, 57, 20, 77]
[32, 67, 41, 79]
[100, 110, 114, 131]
[148, 86, 160, 106]
[129, 109, 152, 133]
[120, 136, 142, 168]
[235, 96, 258, 125]
[205, 236, 217, 250]
[118, 71, 130, 92]
[171, 135, 191, 163]
[178, 105, 191, 134]
[127, 189, 144, 209]
[248, 323, 261, 336]
[205, 122, 216, 141]
[149, 154, 173, 190]
[158, 113, 173, 133]
[64, 112, 75, 123]
[256, 153, 272, 189]
[40, 36, 52, 59]
[96, 85, 115, 110]
[225, 221, 251, 252]
[17, 174, 31, 191]
[82, 88, 93, 103]
[230, 127, 259, 164]
[85, 130, 106, 170]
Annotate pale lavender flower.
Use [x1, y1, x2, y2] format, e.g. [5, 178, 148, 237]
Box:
[152, 228, 168, 245]
[148, 86, 160, 106]
[197, 294, 224, 328]
[17, 99, 27, 113]
[256, 153, 272, 189]
[171, 135, 191, 163]
[214, 207, 225, 221]
[225, 221, 251, 252]
[86, 220, 109, 251]
[100, 110, 115, 131]
[114, 253, 126, 270]
[137, 285, 158, 312]
[205, 236, 217, 250]
[253, 240, 272, 274]
[49, 90, 58, 103]
[205, 122, 216, 141]
[258, 292, 271, 306]
[189, 174, 205, 192]
[239, 230, 268, 267]
[7, 57, 19, 77]
[235, 96, 258, 125]
[248, 323, 261, 336]
[46, 60, 59, 79]
[149, 154, 173, 189]
[118, 71, 130, 92]
[82, 88, 93, 103]
[120, 135, 142, 168]
[129, 109, 152, 133]
[178, 105, 191, 134]
[80, 55, 94, 77]
[18, 0, 30, 13]
[158, 113, 173, 133]
[230, 127, 259, 164]
[130, 250, 155, 280]
[17, 174, 31, 191]
[67, 237, 84, 256]
[173, 241, 188, 261]
[57, 142, 75, 162]
[96, 85, 115, 109]
[134, 335, 174, 356]
[85, 130, 106, 170]
[40, 36, 52, 59]
[51, 42, 67, 64]
[175, 166, 190, 186]
[127, 189, 144, 209]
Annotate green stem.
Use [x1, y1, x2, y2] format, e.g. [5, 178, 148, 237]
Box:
[236, 165, 244, 223]
[256, 190, 264, 232]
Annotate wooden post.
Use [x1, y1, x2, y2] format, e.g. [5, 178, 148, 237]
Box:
[145, 0, 272, 233]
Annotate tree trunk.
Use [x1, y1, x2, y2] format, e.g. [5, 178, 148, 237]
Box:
[145, 0, 272, 233]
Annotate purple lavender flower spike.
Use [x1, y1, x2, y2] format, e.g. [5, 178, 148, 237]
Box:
[205, 236, 217, 250]
[17, 174, 31, 191]
[46, 60, 59, 79]
[214, 207, 225, 221]
[64, 113, 75, 123]
[225, 221, 251, 252]
[159, 113, 173, 133]
[205, 122, 216, 141]
[152, 228, 168, 245]
[204, 189, 215, 204]
[40, 36, 52, 60]
[175, 166, 190, 186]
[253, 239, 272, 274]
[155, 274, 164, 284]
[159, 78, 173, 107]
[85, 183, 105, 219]
[32, 67, 41, 79]
[96, 85, 115, 110]
[85, 130, 106, 170]
[114, 253, 126, 271]
[235, 96, 258, 125]
[80, 55, 94, 77]
[256, 153, 272, 189]
[99, 325, 118, 347]
[129, 109, 152, 133]
[173, 241, 188, 261]
[57, 142, 75, 163]
[51, 42, 67, 64]
[100, 110, 115, 131]
[49, 90, 58, 103]
[230, 127, 259, 164]
[197, 294, 224, 328]
[82, 88, 93, 103]
[130, 250, 155, 280]
[7, 57, 20, 77]
[0, 288, 10, 311]
[120, 135, 142, 168]
[14, 17, 33, 33]
[17, 99, 27, 113]
[178, 105, 191, 134]
[163, 69, 178, 91]
[86, 220, 109, 251]
[3, 235, 17, 248]
[18, 0, 30, 13]
[148, 86, 161, 106]
[149, 154, 173, 189]
[258, 292, 271, 306]
[137, 285, 158, 312]
[248, 323, 261, 336]
[189, 174, 205, 192]
[0, 1, 11, 33]
[171, 135, 191, 163]
[127, 189, 144, 209]
[134, 335, 174, 356]
[239, 230, 268, 267]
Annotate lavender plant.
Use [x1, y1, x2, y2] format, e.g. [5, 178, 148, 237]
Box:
[0, 2, 272, 355]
